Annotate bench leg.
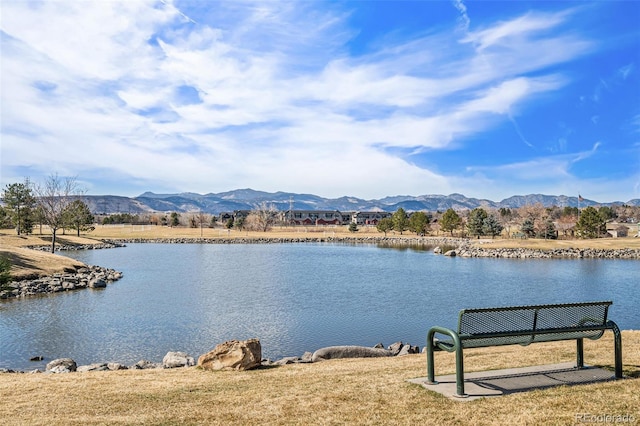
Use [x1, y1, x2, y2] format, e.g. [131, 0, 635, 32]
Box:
[426, 330, 437, 385]
[576, 338, 584, 369]
[607, 320, 623, 379]
[454, 345, 467, 398]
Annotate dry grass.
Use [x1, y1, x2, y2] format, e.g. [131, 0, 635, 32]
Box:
[1, 229, 639, 424]
[2, 226, 639, 279]
[0, 332, 638, 425]
[475, 237, 640, 251]
[0, 234, 91, 279]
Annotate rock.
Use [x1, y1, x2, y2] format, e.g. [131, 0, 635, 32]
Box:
[273, 356, 300, 366]
[300, 351, 313, 363]
[46, 358, 77, 373]
[89, 278, 107, 288]
[107, 362, 128, 371]
[77, 363, 109, 372]
[443, 250, 457, 257]
[311, 346, 392, 362]
[62, 281, 76, 290]
[433, 246, 442, 254]
[197, 338, 262, 371]
[132, 359, 159, 370]
[163, 351, 195, 368]
[373, 343, 385, 349]
[397, 344, 419, 356]
[388, 341, 403, 356]
[29, 356, 44, 361]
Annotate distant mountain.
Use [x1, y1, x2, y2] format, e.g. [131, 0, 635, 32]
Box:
[80, 189, 640, 215]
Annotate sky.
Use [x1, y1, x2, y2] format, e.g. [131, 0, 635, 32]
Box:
[1, 1, 639, 202]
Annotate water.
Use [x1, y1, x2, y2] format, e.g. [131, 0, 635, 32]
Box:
[1, 243, 638, 370]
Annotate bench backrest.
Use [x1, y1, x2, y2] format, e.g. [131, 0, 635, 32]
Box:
[457, 301, 612, 348]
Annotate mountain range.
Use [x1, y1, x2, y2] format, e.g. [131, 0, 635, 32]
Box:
[81, 189, 640, 215]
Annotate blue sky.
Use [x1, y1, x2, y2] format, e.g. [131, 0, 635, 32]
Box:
[1, 1, 639, 202]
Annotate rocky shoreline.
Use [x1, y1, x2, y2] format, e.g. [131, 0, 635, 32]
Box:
[108, 236, 640, 259]
[441, 246, 640, 259]
[104, 236, 463, 246]
[0, 265, 123, 299]
[0, 339, 420, 374]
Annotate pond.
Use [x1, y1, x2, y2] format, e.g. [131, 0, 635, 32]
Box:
[1, 243, 638, 370]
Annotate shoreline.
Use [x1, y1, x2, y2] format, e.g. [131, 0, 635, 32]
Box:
[2, 236, 638, 300]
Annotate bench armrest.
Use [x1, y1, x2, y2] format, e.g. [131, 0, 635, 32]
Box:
[427, 326, 461, 353]
[427, 326, 467, 396]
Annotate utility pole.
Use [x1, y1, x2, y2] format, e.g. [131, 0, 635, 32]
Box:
[289, 196, 294, 227]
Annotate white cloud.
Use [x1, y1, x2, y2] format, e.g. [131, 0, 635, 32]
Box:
[1, 1, 629, 200]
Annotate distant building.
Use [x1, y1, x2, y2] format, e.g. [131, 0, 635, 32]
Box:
[219, 209, 393, 226]
[606, 222, 630, 238]
[285, 210, 343, 225]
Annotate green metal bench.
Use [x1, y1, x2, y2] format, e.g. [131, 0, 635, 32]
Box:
[426, 301, 623, 397]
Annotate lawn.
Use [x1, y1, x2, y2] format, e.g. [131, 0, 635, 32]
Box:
[0, 332, 638, 425]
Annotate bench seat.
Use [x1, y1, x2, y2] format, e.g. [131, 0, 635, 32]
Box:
[426, 301, 623, 397]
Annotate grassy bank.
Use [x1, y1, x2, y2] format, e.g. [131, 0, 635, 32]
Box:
[0, 332, 638, 425]
[1, 226, 639, 279]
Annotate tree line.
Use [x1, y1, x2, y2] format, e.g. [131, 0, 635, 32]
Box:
[3, 176, 638, 245]
[1, 175, 93, 252]
[375, 204, 636, 240]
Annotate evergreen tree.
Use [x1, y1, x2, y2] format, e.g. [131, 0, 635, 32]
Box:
[234, 216, 245, 230]
[598, 206, 617, 222]
[348, 222, 358, 233]
[391, 208, 409, 235]
[2, 180, 36, 235]
[62, 200, 95, 236]
[0, 206, 11, 229]
[576, 206, 606, 238]
[376, 217, 393, 236]
[170, 212, 180, 227]
[0, 255, 11, 288]
[440, 208, 462, 236]
[521, 218, 535, 238]
[481, 214, 503, 238]
[541, 220, 557, 240]
[467, 208, 488, 238]
[408, 211, 430, 236]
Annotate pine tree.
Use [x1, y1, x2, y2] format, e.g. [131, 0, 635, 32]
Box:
[576, 206, 605, 238]
[376, 217, 394, 236]
[408, 211, 430, 236]
[467, 208, 488, 238]
[391, 208, 409, 235]
[440, 208, 462, 236]
[481, 214, 503, 238]
[2, 180, 36, 235]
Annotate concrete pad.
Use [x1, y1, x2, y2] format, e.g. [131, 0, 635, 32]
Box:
[409, 362, 620, 401]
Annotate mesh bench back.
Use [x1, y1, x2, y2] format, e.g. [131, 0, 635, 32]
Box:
[458, 301, 611, 348]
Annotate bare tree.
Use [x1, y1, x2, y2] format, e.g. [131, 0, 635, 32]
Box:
[245, 202, 277, 232]
[33, 174, 82, 253]
[196, 211, 209, 237]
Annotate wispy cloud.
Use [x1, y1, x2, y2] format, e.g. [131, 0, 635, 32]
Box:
[1, 1, 637, 201]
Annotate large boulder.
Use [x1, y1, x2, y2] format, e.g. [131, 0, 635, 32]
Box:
[46, 358, 77, 373]
[198, 338, 262, 371]
[311, 346, 392, 362]
[163, 351, 195, 368]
